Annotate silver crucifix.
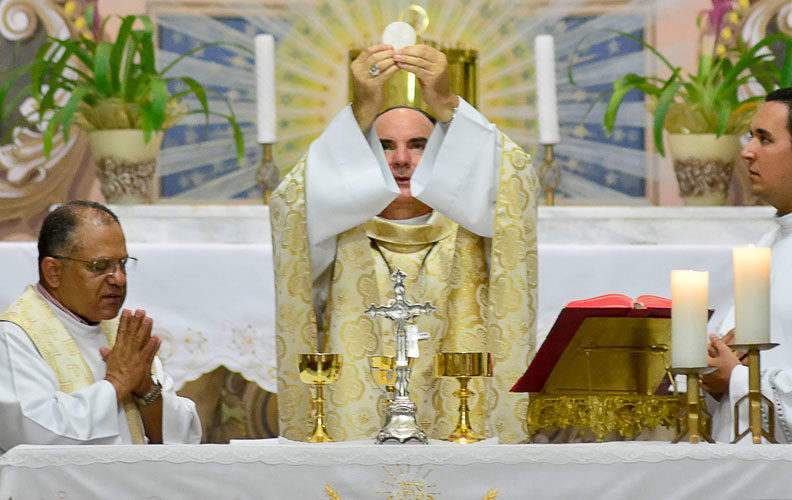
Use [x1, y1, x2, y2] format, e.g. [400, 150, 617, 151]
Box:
[365, 268, 434, 444]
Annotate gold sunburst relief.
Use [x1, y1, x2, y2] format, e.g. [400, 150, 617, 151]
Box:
[141, 0, 657, 201]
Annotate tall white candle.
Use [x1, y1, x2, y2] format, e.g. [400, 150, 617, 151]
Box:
[534, 34, 560, 145]
[733, 246, 771, 344]
[255, 34, 276, 144]
[671, 270, 709, 368]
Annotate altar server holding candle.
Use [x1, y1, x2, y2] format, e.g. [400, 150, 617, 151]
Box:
[702, 88, 792, 443]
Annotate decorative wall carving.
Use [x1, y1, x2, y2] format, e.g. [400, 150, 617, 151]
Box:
[0, 0, 100, 241]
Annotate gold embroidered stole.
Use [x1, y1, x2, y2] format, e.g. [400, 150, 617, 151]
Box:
[270, 133, 538, 443]
[320, 213, 489, 440]
[0, 285, 145, 444]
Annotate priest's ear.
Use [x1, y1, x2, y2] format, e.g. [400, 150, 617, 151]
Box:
[40, 257, 63, 289]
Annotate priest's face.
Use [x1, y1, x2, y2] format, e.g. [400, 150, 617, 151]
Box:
[374, 108, 434, 219]
[50, 219, 129, 323]
[742, 100, 792, 215]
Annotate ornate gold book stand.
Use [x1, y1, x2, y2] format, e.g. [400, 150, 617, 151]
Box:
[513, 305, 702, 441]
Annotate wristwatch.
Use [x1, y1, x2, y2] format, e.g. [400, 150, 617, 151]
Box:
[133, 376, 162, 406]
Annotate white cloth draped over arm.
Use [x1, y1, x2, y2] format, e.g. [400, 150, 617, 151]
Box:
[0, 322, 201, 452]
[305, 97, 502, 280]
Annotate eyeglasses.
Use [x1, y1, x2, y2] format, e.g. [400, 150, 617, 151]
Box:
[53, 256, 137, 276]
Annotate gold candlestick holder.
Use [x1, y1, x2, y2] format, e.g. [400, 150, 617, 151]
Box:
[434, 352, 493, 443]
[255, 143, 280, 205]
[670, 367, 715, 443]
[730, 343, 778, 444]
[537, 144, 561, 206]
[298, 353, 342, 442]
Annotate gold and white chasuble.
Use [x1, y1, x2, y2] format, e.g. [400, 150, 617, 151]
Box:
[0, 286, 145, 443]
[271, 133, 537, 443]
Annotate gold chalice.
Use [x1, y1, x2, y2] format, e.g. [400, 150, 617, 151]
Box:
[434, 352, 493, 443]
[368, 355, 416, 405]
[298, 353, 342, 442]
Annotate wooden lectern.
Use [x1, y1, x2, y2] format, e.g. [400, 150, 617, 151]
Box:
[512, 295, 703, 441]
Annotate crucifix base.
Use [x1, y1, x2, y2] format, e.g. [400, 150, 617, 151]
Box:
[375, 396, 428, 444]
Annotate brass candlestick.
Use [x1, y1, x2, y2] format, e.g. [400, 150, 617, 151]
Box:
[434, 352, 493, 443]
[537, 144, 561, 206]
[255, 143, 280, 204]
[298, 353, 342, 442]
[730, 343, 778, 444]
[670, 367, 715, 443]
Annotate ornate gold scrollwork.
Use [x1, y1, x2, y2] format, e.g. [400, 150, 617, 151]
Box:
[526, 394, 686, 442]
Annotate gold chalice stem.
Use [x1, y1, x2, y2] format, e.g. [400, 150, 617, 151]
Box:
[308, 383, 334, 442]
[449, 377, 485, 443]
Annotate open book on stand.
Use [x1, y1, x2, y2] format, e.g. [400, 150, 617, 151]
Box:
[564, 293, 671, 309]
[511, 294, 673, 394]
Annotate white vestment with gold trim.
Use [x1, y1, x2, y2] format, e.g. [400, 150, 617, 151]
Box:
[0, 286, 201, 452]
[271, 98, 539, 443]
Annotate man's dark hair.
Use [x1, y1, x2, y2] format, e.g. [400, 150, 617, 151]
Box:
[37, 200, 120, 281]
[766, 87, 792, 137]
[374, 106, 437, 125]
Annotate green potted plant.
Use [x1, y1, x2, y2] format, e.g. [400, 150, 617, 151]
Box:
[0, 9, 248, 203]
[570, 0, 792, 205]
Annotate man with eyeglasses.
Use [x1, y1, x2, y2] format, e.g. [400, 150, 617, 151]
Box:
[0, 200, 201, 451]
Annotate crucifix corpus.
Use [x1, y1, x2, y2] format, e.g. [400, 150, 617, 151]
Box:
[365, 269, 435, 444]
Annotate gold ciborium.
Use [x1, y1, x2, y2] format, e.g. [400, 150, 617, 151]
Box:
[434, 352, 493, 443]
[298, 353, 342, 442]
[368, 355, 416, 405]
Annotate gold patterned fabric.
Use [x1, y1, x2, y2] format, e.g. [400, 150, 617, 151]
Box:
[270, 134, 537, 443]
[0, 286, 145, 444]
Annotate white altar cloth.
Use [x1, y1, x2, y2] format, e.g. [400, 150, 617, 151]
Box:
[0, 240, 739, 391]
[1, 441, 791, 499]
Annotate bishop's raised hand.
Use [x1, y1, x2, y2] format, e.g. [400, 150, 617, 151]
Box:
[393, 44, 459, 122]
[351, 44, 399, 131]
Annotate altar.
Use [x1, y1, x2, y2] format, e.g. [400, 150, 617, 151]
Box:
[1, 440, 791, 499]
[0, 205, 778, 439]
[0, 206, 776, 389]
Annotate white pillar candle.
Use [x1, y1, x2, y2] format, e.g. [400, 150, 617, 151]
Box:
[733, 246, 771, 344]
[534, 34, 560, 145]
[255, 34, 277, 144]
[671, 270, 709, 368]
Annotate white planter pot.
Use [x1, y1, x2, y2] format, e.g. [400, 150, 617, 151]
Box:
[89, 129, 164, 204]
[667, 134, 741, 206]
